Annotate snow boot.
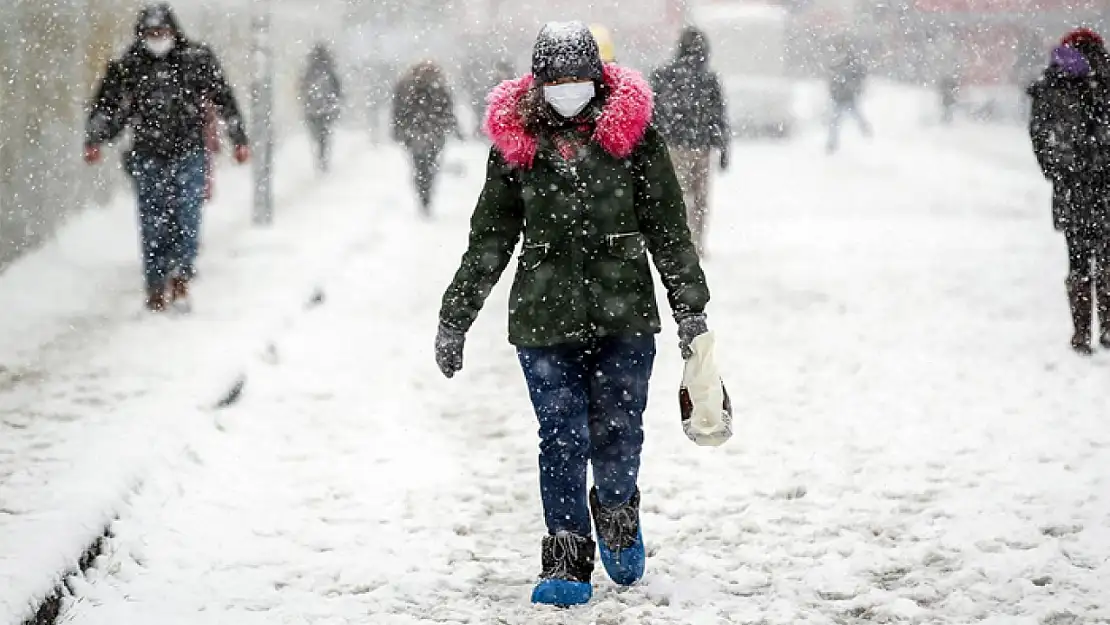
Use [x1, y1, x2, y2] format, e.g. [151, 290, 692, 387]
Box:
[589, 487, 645, 586]
[145, 287, 167, 313]
[169, 275, 192, 313]
[1097, 269, 1110, 349]
[531, 532, 594, 606]
[1067, 273, 1094, 355]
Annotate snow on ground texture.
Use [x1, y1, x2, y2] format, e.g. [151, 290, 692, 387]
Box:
[0, 134, 373, 625]
[62, 109, 1110, 622]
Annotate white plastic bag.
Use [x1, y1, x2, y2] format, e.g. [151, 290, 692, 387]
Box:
[679, 332, 733, 447]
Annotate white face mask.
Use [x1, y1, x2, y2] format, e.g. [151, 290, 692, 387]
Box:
[543, 82, 596, 119]
[145, 36, 175, 58]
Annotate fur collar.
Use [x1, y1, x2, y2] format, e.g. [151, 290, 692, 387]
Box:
[483, 64, 653, 169]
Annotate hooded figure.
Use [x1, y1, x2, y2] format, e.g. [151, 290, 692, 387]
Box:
[84, 2, 249, 312]
[300, 43, 343, 172]
[435, 21, 711, 607]
[391, 60, 459, 215]
[650, 26, 730, 257]
[1028, 28, 1110, 354]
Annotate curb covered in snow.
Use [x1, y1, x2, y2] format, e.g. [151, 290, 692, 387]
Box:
[19, 284, 331, 625]
[20, 526, 111, 625]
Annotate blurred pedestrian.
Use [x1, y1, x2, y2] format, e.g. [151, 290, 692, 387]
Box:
[301, 43, 343, 173]
[938, 69, 960, 125]
[392, 60, 459, 216]
[435, 21, 711, 606]
[590, 24, 617, 63]
[84, 2, 249, 313]
[826, 46, 871, 153]
[1028, 28, 1110, 354]
[651, 26, 730, 257]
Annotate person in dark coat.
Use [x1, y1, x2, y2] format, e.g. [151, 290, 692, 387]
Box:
[650, 26, 730, 257]
[391, 60, 459, 216]
[300, 43, 343, 173]
[84, 2, 249, 312]
[435, 22, 711, 607]
[826, 46, 872, 153]
[1028, 28, 1110, 354]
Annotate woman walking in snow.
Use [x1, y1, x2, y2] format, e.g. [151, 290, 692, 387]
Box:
[1028, 28, 1110, 354]
[435, 22, 712, 606]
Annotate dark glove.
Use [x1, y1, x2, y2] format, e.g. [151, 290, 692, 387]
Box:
[435, 322, 465, 378]
[719, 148, 730, 171]
[677, 313, 709, 360]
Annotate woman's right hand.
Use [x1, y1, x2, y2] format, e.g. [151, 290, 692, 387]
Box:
[435, 323, 466, 378]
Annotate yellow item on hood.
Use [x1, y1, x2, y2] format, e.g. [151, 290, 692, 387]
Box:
[590, 24, 616, 63]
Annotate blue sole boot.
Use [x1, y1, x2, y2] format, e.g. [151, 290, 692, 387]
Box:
[590, 487, 645, 586]
[531, 579, 593, 606]
[531, 532, 595, 607]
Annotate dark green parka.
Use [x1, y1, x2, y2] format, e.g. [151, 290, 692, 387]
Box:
[439, 64, 709, 347]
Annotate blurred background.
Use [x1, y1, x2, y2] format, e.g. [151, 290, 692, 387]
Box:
[0, 0, 1104, 268]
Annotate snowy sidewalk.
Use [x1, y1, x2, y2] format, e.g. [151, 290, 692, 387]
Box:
[0, 134, 406, 625]
[62, 130, 1110, 625]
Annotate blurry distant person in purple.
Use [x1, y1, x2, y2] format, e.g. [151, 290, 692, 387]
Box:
[1028, 28, 1110, 354]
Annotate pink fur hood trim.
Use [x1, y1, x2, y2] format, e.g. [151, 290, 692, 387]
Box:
[482, 63, 654, 169]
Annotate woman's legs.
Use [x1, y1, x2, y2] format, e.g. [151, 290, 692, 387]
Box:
[518, 336, 656, 597]
[1067, 228, 1096, 353]
[586, 335, 655, 586]
[517, 343, 593, 538]
[517, 343, 597, 604]
[587, 335, 655, 506]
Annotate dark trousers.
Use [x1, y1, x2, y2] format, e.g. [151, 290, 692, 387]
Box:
[127, 151, 205, 292]
[516, 336, 656, 538]
[308, 117, 333, 172]
[827, 99, 872, 152]
[409, 143, 443, 214]
[1058, 181, 1110, 338]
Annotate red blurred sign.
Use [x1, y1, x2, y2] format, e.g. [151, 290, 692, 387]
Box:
[915, 0, 1100, 11]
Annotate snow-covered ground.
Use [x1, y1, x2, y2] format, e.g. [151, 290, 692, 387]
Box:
[0, 132, 387, 624]
[2, 83, 1107, 624]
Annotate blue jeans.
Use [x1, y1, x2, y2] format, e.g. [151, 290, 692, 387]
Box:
[517, 336, 656, 537]
[127, 151, 206, 291]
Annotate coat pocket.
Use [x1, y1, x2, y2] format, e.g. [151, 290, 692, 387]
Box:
[519, 242, 550, 271]
[606, 232, 646, 260]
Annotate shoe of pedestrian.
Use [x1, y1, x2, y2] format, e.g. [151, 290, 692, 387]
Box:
[530, 532, 594, 606]
[145, 288, 167, 313]
[589, 487, 645, 586]
[1072, 331, 1094, 356]
[169, 276, 192, 313]
[1067, 275, 1094, 356]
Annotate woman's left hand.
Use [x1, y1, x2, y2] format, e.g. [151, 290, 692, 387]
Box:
[677, 314, 709, 359]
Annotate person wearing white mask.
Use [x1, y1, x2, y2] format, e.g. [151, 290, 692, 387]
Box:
[84, 3, 250, 313]
[435, 21, 712, 606]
